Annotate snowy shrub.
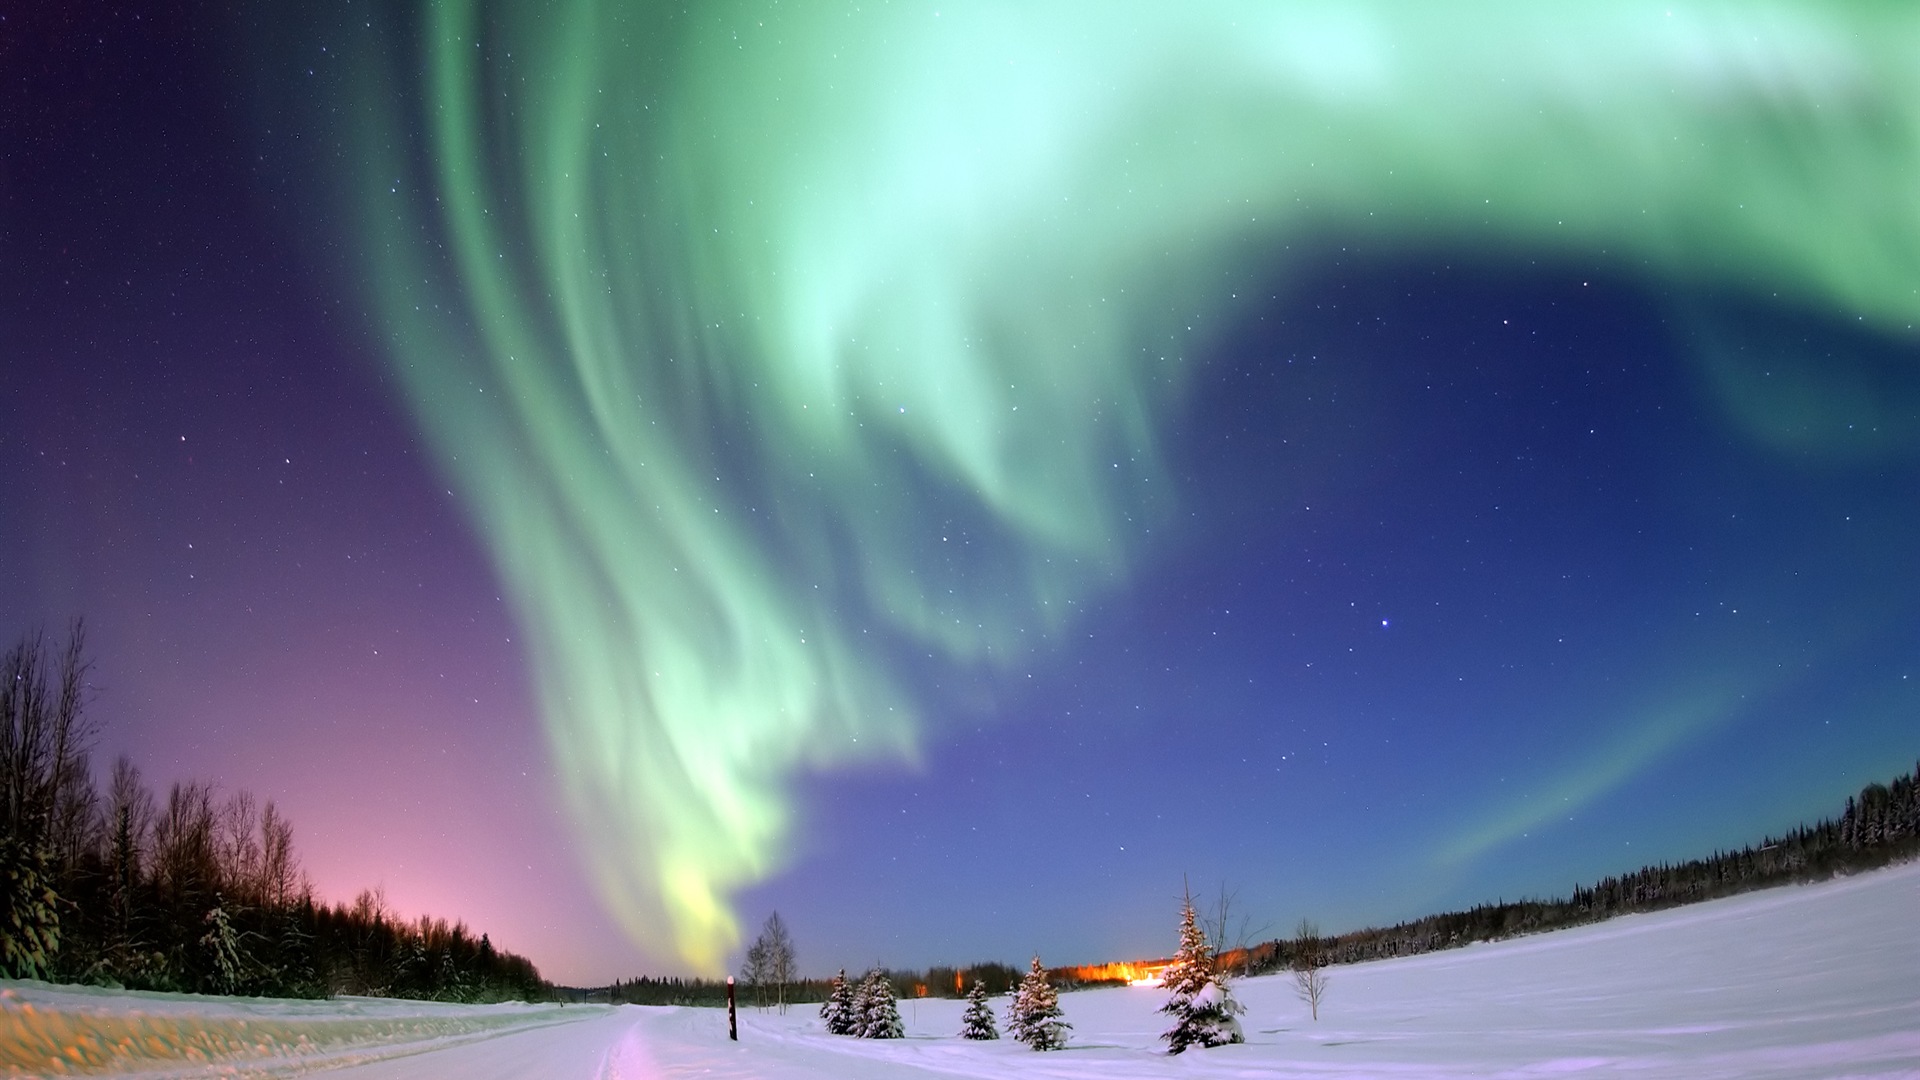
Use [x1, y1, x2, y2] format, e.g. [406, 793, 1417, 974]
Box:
[1007, 956, 1070, 1050]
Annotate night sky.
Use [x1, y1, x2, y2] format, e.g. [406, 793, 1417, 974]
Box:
[5, 2, 1917, 987]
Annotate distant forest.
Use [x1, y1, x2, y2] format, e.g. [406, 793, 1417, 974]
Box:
[586, 961, 1029, 1009]
[1, 626, 545, 1001]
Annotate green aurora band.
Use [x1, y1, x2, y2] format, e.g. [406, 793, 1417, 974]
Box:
[329, 1, 1920, 970]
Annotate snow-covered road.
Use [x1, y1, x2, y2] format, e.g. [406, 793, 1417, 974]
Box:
[6, 860, 1917, 1078]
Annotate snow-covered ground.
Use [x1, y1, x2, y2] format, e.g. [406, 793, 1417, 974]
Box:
[6, 860, 1917, 1078]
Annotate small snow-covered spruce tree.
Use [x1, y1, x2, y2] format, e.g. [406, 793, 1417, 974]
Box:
[201, 897, 246, 994]
[1007, 956, 1071, 1050]
[821, 969, 858, 1035]
[0, 835, 60, 980]
[849, 969, 873, 1030]
[852, 968, 875, 1037]
[857, 968, 904, 1039]
[1159, 885, 1245, 1053]
[959, 980, 999, 1040]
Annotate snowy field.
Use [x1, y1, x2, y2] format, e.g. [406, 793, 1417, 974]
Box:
[5, 860, 1917, 1078]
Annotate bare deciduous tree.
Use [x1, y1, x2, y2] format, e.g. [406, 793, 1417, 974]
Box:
[352, 885, 390, 926]
[220, 790, 263, 905]
[260, 800, 300, 909]
[153, 781, 219, 905]
[1, 624, 94, 841]
[105, 756, 156, 948]
[740, 934, 770, 1008]
[1293, 918, 1330, 1021]
[740, 911, 796, 1012]
[1203, 882, 1270, 979]
[107, 758, 155, 871]
[51, 747, 99, 877]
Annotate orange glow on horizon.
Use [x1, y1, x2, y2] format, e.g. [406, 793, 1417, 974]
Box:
[1058, 959, 1169, 987]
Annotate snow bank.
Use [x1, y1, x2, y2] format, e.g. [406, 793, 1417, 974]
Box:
[0, 986, 594, 1077]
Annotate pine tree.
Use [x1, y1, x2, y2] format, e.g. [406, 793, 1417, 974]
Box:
[855, 968, 903, 1038]
[850, 969, 873, 1030]
[0, 834, 60, 980]
[959, 979, 999, 1040]
[1159, 887, 1245, 1053]
[820, 968, 858, 1035]
[1007, 956, 1070, 1051]
[435, 948, 467, 1002]
[200, 895, 251, 995]
[393, 934, 427, 994]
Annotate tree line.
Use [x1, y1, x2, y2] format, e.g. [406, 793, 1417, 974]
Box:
[590, 911, 1026, 1007]
[1211, 756, 1920, 976]
[593, 960, 1028, 1008]
[1, 626, 546, 1001]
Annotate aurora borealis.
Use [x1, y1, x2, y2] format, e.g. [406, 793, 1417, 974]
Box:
[5, 1, 1918, 983]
